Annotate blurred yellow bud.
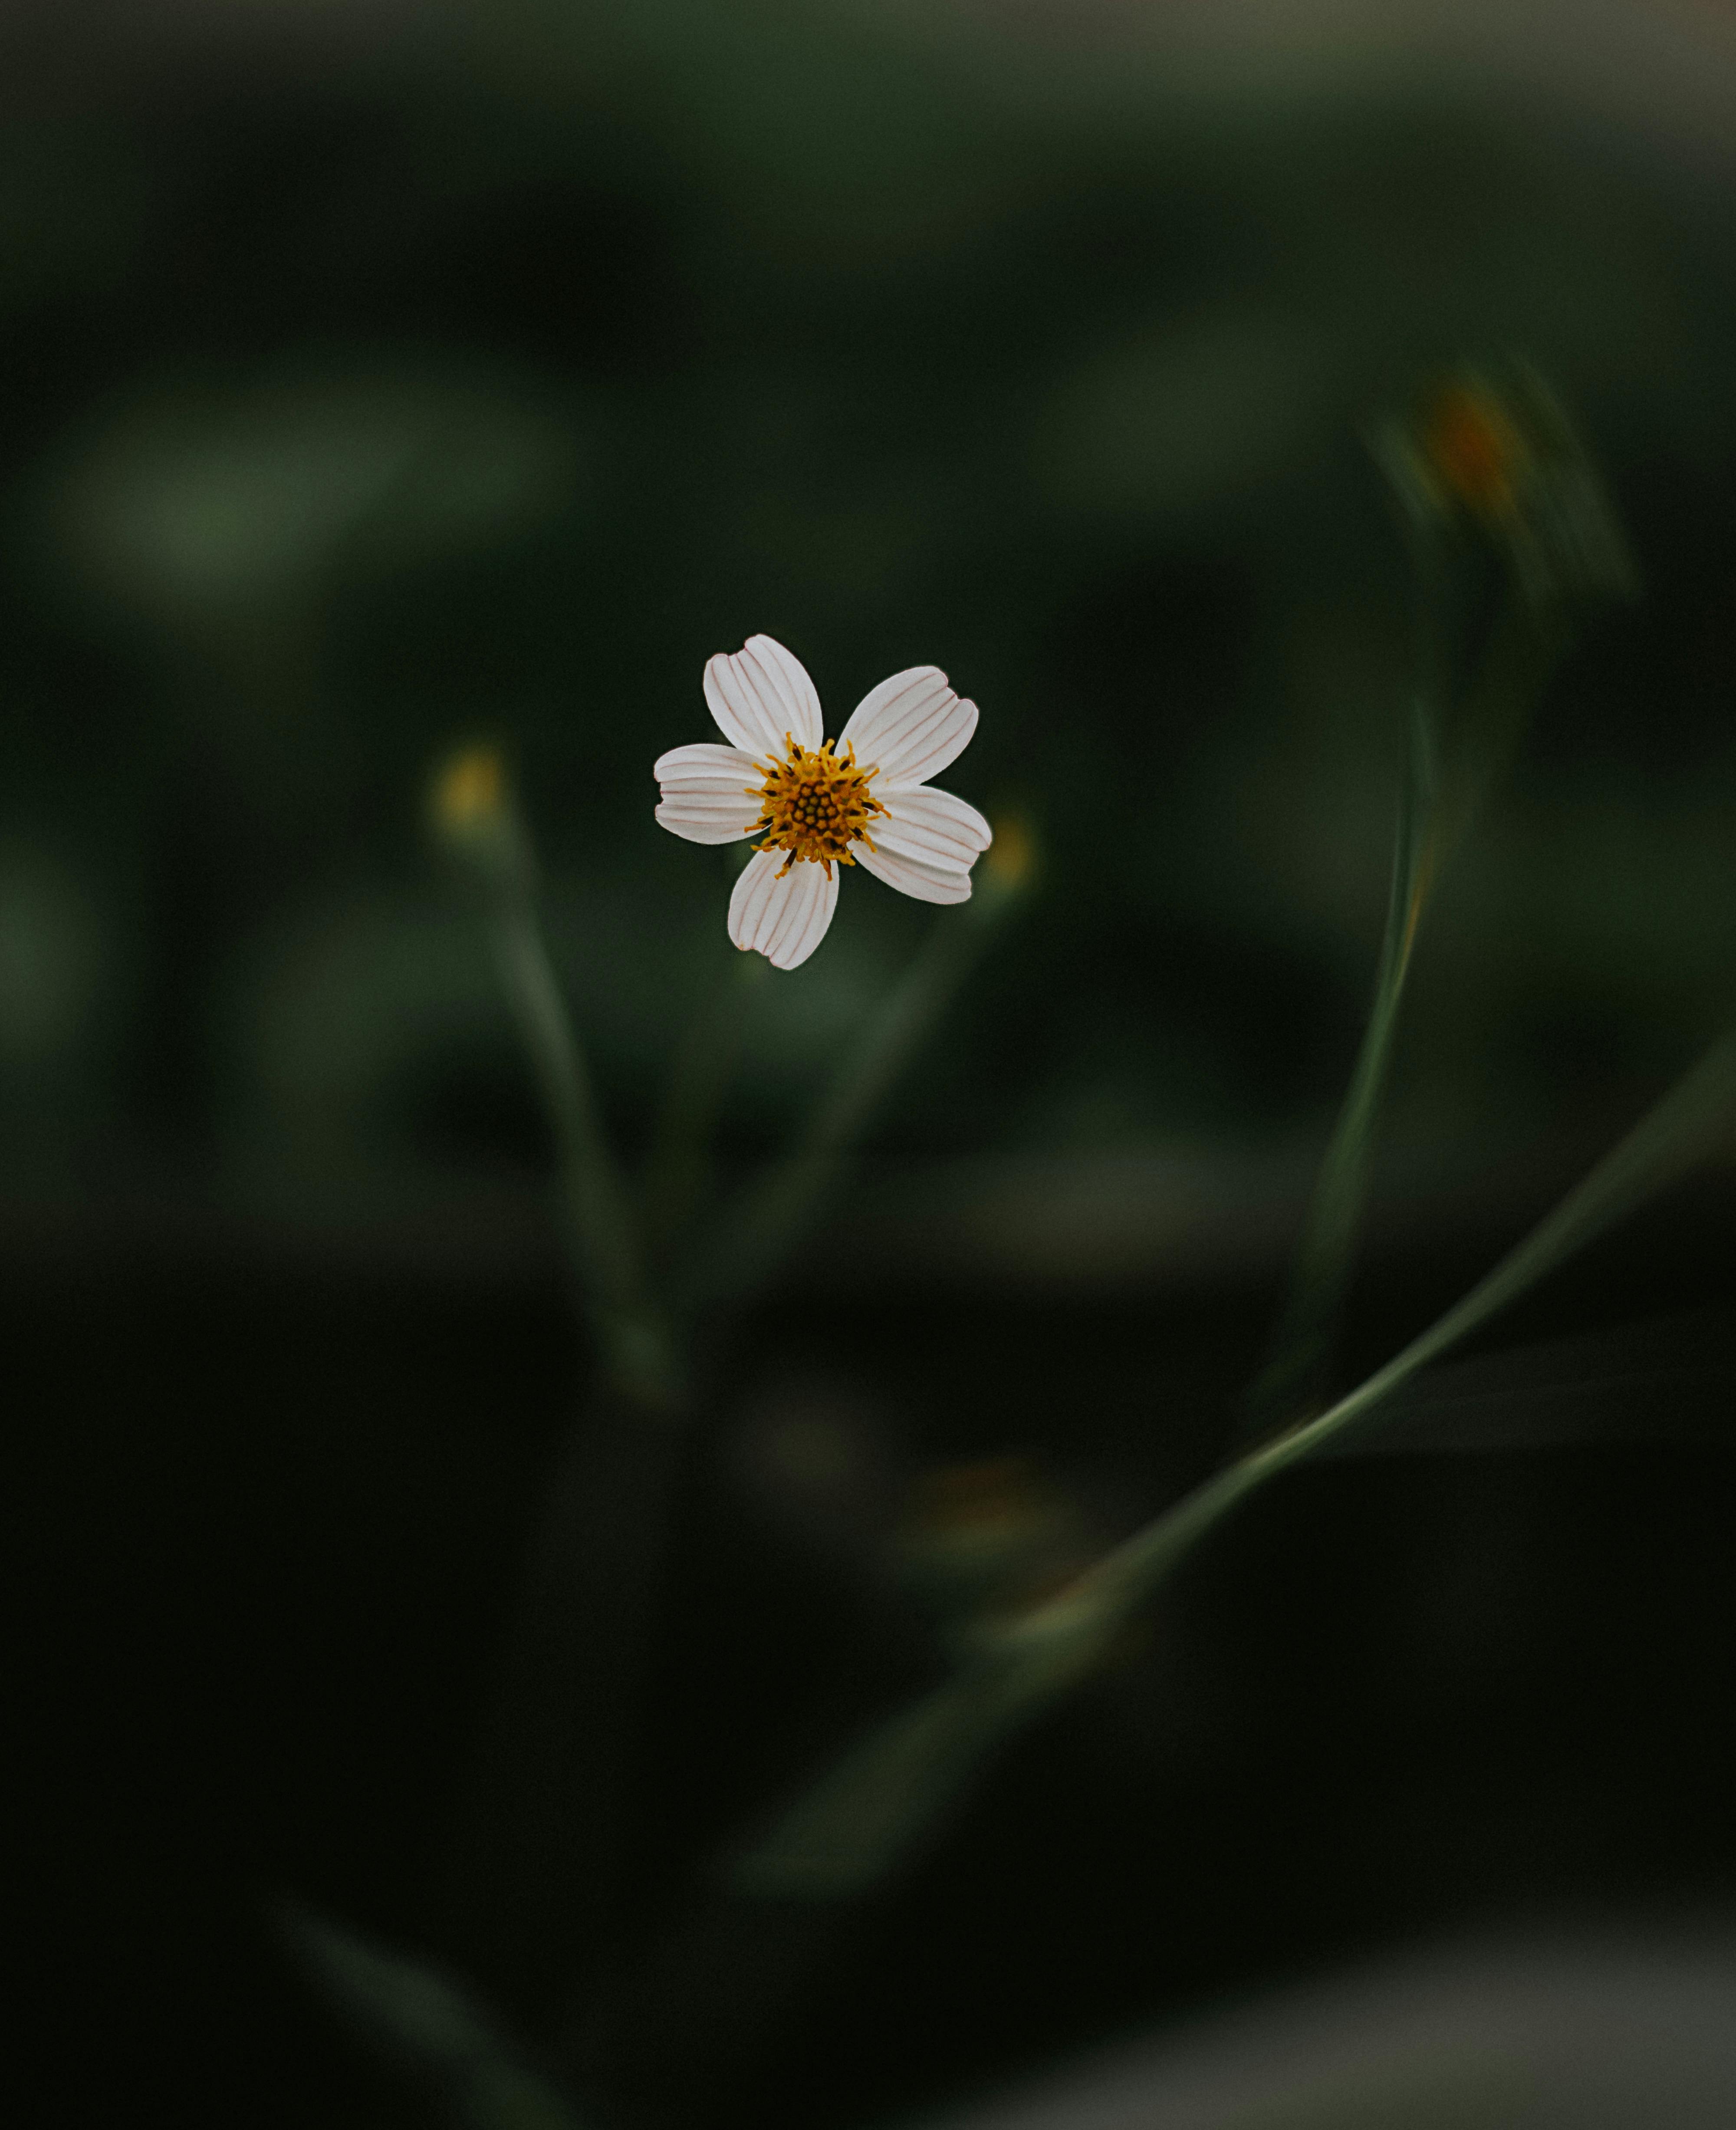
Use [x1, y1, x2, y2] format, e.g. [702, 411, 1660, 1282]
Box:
[430, 743, 508, 840]
[427, 741, 531, 889]
[430, 750, 519, 873]
[1374, 359, 1636, 615]
[981, 807, 1039, 895]
[898, 1455, 1089, 1630]
[1419, 382, 1529, 523]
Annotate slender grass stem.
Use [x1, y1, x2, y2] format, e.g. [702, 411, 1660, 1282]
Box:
[435, 1374, 686, 2018]
[1250, 593, 1572, 1432]
[730, 1021, 1736, 1896]
[677, 886, 1014, 1318]
[1248, 701, 1433, 1425]
[1093, 1021, 1736, 1614]
[641, 948, 767, 1265]
[486, 885, 680, 1410]
[436, 817, 686, 2012]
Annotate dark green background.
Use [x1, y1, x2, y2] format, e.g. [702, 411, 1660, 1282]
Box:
[10, 6, 1736, 2126]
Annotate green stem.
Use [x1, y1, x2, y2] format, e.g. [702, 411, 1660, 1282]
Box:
[641, 950, 767, 1265]
[730, 1021, 1736, 1896]
[678, 890, 1010, 1318]
[1249, 701, 1433, 1425]
[1251, 596, 1571, 1431]
[487, 886, 679, 1409]
[1428, 599, 1569, 868]
[1094, 1023, 1736, 1615]
[440, 872, 688, 2008]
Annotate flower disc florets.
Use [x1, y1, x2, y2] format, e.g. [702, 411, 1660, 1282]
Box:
[752, 736, 885, 878]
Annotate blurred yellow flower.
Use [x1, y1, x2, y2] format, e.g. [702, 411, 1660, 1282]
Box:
[1419, 381, 1529, 522]
[981, 808, 1038, 893]
[1374, 360, 1636, 612]
[430, 743, 508, 842]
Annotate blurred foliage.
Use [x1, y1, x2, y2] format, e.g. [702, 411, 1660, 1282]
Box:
[3, 0, 1736, 1264]
[283, 1904, 583, 2130]
[18, 22, 1736, 2130]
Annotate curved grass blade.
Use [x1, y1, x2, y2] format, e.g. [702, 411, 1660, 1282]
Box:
[1321, 1305, 1736, 1455]
[679, 875, 1021, 1320]
[730, 1024, 1736, 1898]
[641, 948, 768, 1264]
[279, 1903, 585, 2130]
[1247, 693, 1435, 1427]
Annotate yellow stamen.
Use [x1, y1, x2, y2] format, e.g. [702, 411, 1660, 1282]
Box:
[747, 733, 886, 879]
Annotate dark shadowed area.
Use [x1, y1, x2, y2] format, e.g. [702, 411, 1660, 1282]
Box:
[9, 4, 1736, 2126]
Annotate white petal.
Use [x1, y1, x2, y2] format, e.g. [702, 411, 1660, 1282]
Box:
[840, 667, 978, 785]
[873, 783, 992, 872]
[655, 805, 761, 846]
[654, 741, 768, 784]
[854, 840, 973, 906]
[653, 742, 766, 845]
[728, 849, 841, 969]
[703, 635, 823, 757]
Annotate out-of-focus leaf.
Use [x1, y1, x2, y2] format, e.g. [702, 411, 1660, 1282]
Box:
[728, 1589, 1111, 1900]
[0, 837, 109, 1069]
[1318, 1306, 1736, 1455]
[920, 1932, 1736, 2130]
[729, 1672, 1030, 1900]
[51, 361, 580, 619]
[279, 1903, 584, 2130]
[1036, 303, 1345, 523]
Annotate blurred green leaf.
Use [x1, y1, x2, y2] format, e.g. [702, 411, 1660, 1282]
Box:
[53, 362, 580, 621]
[279, 1903, 584, 2130]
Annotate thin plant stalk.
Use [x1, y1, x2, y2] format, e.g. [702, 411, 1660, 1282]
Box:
[1248, 698, 1434, 1425]
[486, 879, 679, 1410]
[549, 864, 1029, 2098]
[433, 792, 683, 2010]
[1094, 1016, 1736, 1609]
[677, 884, 1016, 1319]
[282, 1904, 587, 2130]
[1250, 595, 1574, 1430]
[730, 1020, 1736, 1897]
[435, 1368, 688, 2018]
[641, 948, 768, 1265]
[437, 796, 1016, 2010]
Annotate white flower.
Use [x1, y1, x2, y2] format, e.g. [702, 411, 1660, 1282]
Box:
[654, 634, 992, 970]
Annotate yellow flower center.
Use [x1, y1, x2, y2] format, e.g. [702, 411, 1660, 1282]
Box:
[749, 735, 885, 877]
